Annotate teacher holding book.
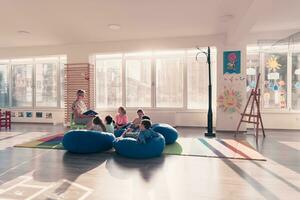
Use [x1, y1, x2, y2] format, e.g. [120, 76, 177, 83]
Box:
[71, 89, 96, 129]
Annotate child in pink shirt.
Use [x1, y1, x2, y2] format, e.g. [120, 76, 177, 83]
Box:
[115, 106, 128, 129]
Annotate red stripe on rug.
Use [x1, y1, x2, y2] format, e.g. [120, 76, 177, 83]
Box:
[216, 139, 251, 159]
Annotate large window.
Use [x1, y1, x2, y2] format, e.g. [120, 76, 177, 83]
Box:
[292, 52, 300, 110]
[155, 51, 184, 108]
[187, 49, 217, 109]
[36, 63, 57, 107]
[247, 45, 300, 111]
[60, 57, 67, 108]
[96, 55, 122, 108]
[12, 64, 33, 107]
[0, 63, 9, 107]
[0, 55, 66, 108]
[246, 52, 260, 93]
[95, 48, 217, 109]
[264, 53, 287, 109]
[125, 53, 152, 107]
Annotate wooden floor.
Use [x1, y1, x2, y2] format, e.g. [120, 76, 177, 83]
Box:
[0, 124, 299, 200]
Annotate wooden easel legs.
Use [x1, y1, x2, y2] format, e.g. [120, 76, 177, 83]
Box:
[236, 90, 266, 142]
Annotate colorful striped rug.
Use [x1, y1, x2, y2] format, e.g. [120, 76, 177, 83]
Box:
[14, 133, 65, 149]
[15, 134, 265, 161]
[163, 138, 265, 161]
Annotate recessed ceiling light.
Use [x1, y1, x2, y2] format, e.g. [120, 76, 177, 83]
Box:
[17, 30, 30, 35]
[220, 14, 234, 22]
[108, 24, 121, 30]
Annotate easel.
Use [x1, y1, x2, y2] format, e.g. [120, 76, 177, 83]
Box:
[236, 73, 265, 142]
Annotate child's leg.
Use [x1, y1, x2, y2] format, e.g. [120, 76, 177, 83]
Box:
[124, 131, 138, 139]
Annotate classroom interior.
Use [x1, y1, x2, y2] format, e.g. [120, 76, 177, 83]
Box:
[0, 0, 299, 199]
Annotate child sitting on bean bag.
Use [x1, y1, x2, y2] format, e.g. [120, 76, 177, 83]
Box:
[104, 115, 114, 133]
[115, 106, 129, 130]
[90, 116, 106, 132]
[131, 109, 145, 130]
[118, 119, 159, 144]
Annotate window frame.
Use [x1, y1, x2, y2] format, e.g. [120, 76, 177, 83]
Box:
[124, 55, 152, 108]
[0, 55, 66, 109]
[95, 54, 123, 108]
[247, 45, 300, 112]
[94, 48, 217, 111]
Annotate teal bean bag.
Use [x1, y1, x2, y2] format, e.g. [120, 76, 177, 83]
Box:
[113, 134, 165, 159]
[63, 130, 115, 153]
[151, 123, 178, 144]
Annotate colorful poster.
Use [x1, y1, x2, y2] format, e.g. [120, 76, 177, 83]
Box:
[223, 51, 241, 74]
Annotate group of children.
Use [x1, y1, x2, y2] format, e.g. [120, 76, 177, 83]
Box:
[90, 107, 158, 144]
[72, 90, 158, 144]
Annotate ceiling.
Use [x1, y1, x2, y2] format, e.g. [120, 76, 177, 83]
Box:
[0, 0, 299, 47]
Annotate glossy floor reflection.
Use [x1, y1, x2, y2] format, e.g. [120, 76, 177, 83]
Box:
[0, 124, 299, 199]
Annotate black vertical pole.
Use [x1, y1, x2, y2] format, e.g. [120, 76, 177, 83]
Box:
[205, 46, 216, 137]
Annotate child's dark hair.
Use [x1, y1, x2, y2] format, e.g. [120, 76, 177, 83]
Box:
[76, 89, 85, 97]
[141, 119, 152, 129]
[142, 115, 150, 120]
[137, 109, 144, 113]
[93, 116, 101, 125]
[93, 116, 106, 131]
[105, 115, 113, 125]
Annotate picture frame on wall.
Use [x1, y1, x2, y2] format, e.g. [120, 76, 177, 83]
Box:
[36, 112, 43, 118]
[26, 112, 32, 118]
[18, 112, 24, 117]
[223, 51, 241, 74]
[46, 113, 52, 119]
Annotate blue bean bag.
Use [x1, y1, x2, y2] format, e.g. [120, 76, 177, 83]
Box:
[113, 134, 165, 159]
[63, 130, 115, 153]
[151, 123, 178, 144]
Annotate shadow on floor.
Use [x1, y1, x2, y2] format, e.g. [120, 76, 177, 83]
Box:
[106, 154, 165, 182]
[33, 151, 108, 196]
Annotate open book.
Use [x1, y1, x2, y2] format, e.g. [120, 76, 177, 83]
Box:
[83, 110, 98, 116]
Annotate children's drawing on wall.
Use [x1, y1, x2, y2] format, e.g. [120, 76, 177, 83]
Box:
[280, 90, 286, 108]
[46, 113, 52, 119]
[295, 82, 300, 89]
[294, 68, 300, 90]
[263, 54, 287, 108]
[26, 112, 32, 118]
[249, 80, 256, 89]
[266, 55, 281, 72]
[246, 67, 257, 91]
[295, 68, 300, 76]
[263, 92, 270, 107]
[218, 87, 243, 114]
[223, 51, 241, 74]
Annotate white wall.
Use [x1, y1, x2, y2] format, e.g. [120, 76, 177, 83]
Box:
[1, 34, 299, 130]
